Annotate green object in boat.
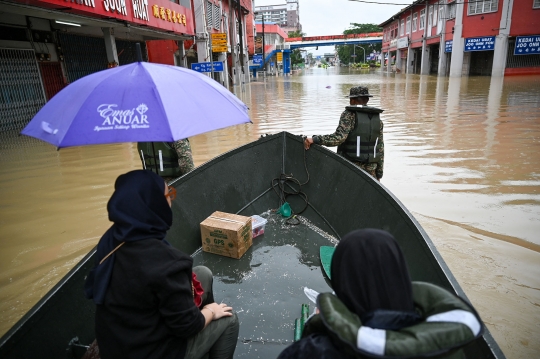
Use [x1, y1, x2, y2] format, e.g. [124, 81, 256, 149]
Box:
[277, 202, 292, 217]
[294, 318, 302, 341]
[320, 246, 335, 279]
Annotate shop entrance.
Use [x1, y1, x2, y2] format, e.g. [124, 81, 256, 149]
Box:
[469, 51, 494, 76]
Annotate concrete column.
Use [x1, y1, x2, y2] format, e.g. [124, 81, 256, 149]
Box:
[387, 52, 391, 73]
[420, 41, 430, 75]
[176, 41, 186, 67]
[407, 46, 414, 73]
[449, 0, 465, 77]
[101, 28, 118, 64]
[193, 0, 209, 67]
[437, 10, 447, 76]
[395, 49, 402, 72]
[218, 52, 228, 88]
[492, 0, 514, 76]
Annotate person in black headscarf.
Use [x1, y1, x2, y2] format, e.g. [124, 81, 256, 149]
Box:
[84, 170, 239, 359]
[278, 229, 484, 359]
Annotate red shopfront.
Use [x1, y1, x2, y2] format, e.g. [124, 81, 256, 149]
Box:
[0, 0, 194, 131]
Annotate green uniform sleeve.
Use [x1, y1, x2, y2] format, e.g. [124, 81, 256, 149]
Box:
[376, 121, 384, 179]
[314, 111, 355, 147]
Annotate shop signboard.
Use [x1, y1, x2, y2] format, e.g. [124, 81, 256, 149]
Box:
[445, 40, 453, 53]
[464, 36, 495, 52]
[22, 0, 195, 35]
[514, 35, 540, 55]
[397, 37, 408, 49]
[191, 61, 224, 73]
[276, 52, 283, 63]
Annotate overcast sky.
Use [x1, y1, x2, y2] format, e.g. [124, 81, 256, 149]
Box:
[254, 0, 404, 54]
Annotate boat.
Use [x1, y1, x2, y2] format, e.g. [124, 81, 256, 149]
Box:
[0, 132, 505, 359]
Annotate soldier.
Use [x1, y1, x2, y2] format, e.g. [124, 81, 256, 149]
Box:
[172, 138, 195, 175]
[303, 86, 384, 181]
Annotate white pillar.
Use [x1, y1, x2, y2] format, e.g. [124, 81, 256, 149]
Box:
[193, 0, 209, 67]
[407, 46, 414, 73]
[449, 0, 465, 77]
[420, 2, 430, 75]
[395, 49, 402, 72]
[437, 9, 447, 76]
[102, 28, 118, 64]
[492, 0, 514, 76]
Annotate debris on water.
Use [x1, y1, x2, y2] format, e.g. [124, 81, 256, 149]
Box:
[325, 86, 331, 88]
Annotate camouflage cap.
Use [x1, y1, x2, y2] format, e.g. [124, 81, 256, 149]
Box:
[346, 86, 373, 98]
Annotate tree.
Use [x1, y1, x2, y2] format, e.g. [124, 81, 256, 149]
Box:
[336, 23, 382, 65]
[288, 30, 306, 66]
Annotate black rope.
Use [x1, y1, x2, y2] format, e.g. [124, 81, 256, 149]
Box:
[271, 137, 310, 224]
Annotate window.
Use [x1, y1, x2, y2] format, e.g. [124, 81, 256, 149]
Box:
[420, 9, 426, 30]
[468, 0, 498, 15]
[428, 6, 433, 27]
[433, 6, 437, 26]
[400, 19, 404, 36]
[412, 13, 417, 32]
[447, 3, 456, 19]
[406, 16, 411, 34]
[533, 0, 540, 7]
[206, 1, 213, 28]
[213, 3, 220, 29]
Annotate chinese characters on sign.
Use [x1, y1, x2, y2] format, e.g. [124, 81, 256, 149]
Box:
[152, 4, 186, 24]
[445, 40, 453, 53]
[514, 36, 540, 55]
[464, 36, 495, 52]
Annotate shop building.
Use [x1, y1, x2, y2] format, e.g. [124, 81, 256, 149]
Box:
[0, 0, 195, 131]
[379, 0, 540, 77]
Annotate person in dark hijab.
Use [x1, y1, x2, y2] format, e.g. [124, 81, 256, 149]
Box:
[84, 170, 239, 359]
[278, 229, 484, 359]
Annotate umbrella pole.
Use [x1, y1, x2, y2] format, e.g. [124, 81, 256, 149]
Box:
[151, 142, 160, 174]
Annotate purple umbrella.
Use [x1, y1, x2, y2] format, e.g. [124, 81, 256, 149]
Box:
[21, 61, 251, 148]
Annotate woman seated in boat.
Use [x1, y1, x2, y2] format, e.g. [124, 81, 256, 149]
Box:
[84, 170, 239, 359]
[278, 229, 484, 359]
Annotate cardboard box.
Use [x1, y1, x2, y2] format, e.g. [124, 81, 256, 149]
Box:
[200, 211, 253, 259]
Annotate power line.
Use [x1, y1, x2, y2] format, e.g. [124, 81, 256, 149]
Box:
[349, 0, 496, 6]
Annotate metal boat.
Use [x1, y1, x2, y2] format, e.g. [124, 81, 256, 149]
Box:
[0, 132, 505, 359]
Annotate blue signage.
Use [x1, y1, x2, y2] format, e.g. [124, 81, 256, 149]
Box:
[270, 62, 275, 66]
[253, 54, 263, 64]
[190, 61, 224, 73]
[514, 35, 540, 55]
[445, 40, 453, 53]
[464, 36, 495, 52]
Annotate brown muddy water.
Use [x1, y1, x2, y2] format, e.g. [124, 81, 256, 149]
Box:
[1, 67, 539, 358]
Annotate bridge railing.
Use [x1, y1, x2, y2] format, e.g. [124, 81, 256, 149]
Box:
[286, 32, 383, 42]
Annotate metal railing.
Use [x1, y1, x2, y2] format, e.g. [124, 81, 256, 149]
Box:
[506, 38, 540, 68]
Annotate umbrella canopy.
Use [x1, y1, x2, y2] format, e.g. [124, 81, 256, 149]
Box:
[21, 61, 251, 148]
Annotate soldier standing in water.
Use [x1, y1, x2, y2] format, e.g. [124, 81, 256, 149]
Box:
[304, 86, 384, 181]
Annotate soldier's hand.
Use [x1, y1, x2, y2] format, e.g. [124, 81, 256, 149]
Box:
[304, 137, 314, 150]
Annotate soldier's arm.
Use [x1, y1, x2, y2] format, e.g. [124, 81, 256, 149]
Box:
[313, 111, 354, 147]
[375, 121, 384, 180]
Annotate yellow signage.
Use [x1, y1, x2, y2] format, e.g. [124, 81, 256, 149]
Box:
[212, 46, 228, 53]
[277, 52, 283, 61]
[211, 33, 227, 39]
[212, 39, 227, 45]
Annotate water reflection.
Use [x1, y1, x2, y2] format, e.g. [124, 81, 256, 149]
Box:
[0, 68, 539, 358]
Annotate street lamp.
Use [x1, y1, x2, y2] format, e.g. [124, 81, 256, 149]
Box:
[353, 44, 366, 64]
[255, 11, 266, 75]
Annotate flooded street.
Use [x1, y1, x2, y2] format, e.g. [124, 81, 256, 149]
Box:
[1, 68, 539, 358]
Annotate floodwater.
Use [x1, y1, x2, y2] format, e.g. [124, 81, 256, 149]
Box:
[1, 67, 539, 358]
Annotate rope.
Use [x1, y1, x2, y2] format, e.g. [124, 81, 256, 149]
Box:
[271, 137, 310, 224]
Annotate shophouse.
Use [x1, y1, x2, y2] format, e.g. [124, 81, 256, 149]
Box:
[379, 0, 540, 77]
[254, 22, 289, 75]
[0, 0, 254, 131]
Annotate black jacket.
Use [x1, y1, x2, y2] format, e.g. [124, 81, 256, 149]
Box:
[95, 239, 204, 359]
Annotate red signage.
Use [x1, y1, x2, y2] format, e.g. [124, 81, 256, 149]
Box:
[23, 0, 194, 36]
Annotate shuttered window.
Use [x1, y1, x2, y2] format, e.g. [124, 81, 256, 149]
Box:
[419, 9, 426, 30]
[534, 0, 540, 8]
[213, 3, 220, 29]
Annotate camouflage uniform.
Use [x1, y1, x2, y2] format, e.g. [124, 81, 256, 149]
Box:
[172, 138, 195, 175]
[313, 110, 384, 180]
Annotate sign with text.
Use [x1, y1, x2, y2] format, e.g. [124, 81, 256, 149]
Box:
[445, 40, 453, 53]
[211, 33, 227, 40]
[191, 61, 224, 72]
[464, 36, 495, 52]
[253, 54, 263, 64]
[514, 35, 540, 55]
[212, 39, 227, 45]
[24, 0, 194, 35]
[397, 37, 408, 49]
[212, 46, 228, 53]
[276, 52, 283, 63]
